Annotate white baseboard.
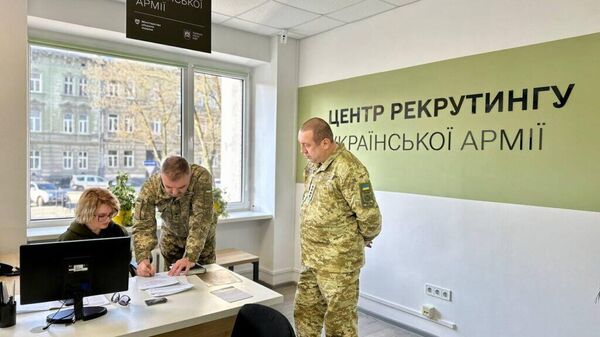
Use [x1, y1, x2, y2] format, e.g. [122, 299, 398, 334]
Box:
[359, 292, 457, 331]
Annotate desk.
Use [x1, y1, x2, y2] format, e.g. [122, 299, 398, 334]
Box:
[0, 263, 283, 337]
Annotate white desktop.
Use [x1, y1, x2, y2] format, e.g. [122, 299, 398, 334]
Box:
[0, 263, 283, 337]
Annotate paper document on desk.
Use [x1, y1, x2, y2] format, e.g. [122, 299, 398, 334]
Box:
[210, 286, 252, 303]
[16, 295, 109, 314]
[139, 272, 194, 297]
[145, 282, 194, 297]
[198, 269, 241, 287]
[136, 272, 180, 290]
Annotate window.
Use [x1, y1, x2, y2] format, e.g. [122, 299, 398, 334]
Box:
[151, 120, 161, 135]
[125, 118, 134, 133]
[108, 81, 120, 97]
[30, 150, 41, 170]
[78, 151, 88, 169]
[30, 72, 42, 93]
[123, 150, 134, 168]
[64, 75, 74, 95]
[108, 114, 118, 132]
[63, 113, 73, 133]
[193, 71, 245, 203]
[28, 43, 246, 226]
[79, 77, 88, 96]
[63, 151, 73, 169]
[107, 150, 118, 168]
[78, 114, 88, 134]
[30, 110, 41, 132]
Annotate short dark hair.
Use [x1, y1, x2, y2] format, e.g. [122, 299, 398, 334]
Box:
[300, 117, 333, 143]
[161, 156, 190, 181]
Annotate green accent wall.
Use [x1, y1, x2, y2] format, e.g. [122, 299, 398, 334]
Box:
[297, 33, 600, 212]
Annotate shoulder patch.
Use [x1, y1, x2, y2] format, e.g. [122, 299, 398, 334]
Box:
[359, 182, 375, 208]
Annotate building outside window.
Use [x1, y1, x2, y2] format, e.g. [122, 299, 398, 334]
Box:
[30, 110, 41, 132]
[125, 118, 134, 133]
[78, 151, 88, 170]
[63, 151, 73, 169]
[30, 150, 41, 170]
[108, 81, 120, 97]
[108, 114, 118, 132]
[79, 77, 88, 96]
[107, 150, 118, 168]
[78, 114, 88, 134]
[63, 113, 73, 133]
[64, 75, 74, 95]
[28, 44, 246, 225]
[124, 150, 134, 168]
[30, 72, 42, 93]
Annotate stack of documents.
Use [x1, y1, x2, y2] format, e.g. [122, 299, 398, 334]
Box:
[136, 272, 193, 297]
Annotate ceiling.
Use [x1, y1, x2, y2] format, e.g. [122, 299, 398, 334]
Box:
[212, 0, 421, 39]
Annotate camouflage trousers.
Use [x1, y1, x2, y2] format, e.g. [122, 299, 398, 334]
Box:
[159, 231, 216, 270]
[294, 267, 360, 337]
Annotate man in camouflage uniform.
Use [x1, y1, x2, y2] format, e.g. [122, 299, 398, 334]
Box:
[133, 155, 215, 277]
[295, 117, 382, 337]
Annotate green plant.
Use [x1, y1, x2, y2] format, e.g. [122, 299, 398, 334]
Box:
[213, 187, 228, 218]
[109, 172, 136, 211]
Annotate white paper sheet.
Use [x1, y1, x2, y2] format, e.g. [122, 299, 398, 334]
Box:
[210, 286, 252, 303]
[145, 283, 194, 297]
[136, 272, 180, 290]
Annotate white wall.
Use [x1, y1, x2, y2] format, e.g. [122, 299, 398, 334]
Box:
[0, 1, 27, 254]
[252, 36, 299, 285]
[296, 0, 600, 336]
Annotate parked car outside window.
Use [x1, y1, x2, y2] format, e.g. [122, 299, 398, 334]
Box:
[30, 182, 68, 206]
[70, 175, 109, 190]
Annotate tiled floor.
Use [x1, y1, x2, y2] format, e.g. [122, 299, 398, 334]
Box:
[271, 283, 425, 337]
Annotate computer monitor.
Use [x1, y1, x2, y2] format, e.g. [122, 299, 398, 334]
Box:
[19, 237, 130, 324]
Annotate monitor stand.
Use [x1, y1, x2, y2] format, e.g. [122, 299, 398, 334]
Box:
[46, 294, 107, 324]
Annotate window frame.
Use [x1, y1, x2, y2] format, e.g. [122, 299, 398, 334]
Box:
[27, 40, 251, 228]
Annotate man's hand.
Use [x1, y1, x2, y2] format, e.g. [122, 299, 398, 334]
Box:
[365, 240, 373, 248]
[137, 259, 156, 277]
[168, 257, 195, 276]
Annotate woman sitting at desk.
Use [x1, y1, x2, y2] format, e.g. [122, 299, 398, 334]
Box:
[58, 187, 127, 240]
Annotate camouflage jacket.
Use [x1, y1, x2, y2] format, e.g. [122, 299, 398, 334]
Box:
[300, 143, 382, 272]
[132, 164, 214, 263]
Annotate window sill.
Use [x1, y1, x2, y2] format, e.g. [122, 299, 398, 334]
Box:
[27, 210, 273, 242]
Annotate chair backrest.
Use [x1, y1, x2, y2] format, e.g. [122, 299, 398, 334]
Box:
[230, 303, 296, 337]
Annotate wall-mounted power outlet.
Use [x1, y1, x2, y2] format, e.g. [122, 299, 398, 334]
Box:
[421, 304, 436, 319]
[425, 283, 452, 301]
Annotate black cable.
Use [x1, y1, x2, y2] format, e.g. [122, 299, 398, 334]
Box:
[42, 300, 67, 330]
[595, 287, 600, 304]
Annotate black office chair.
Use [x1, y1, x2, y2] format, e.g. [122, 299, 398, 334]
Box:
[230, 303, 296, 337]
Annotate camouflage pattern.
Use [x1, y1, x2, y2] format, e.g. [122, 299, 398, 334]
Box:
[299, 143, 382, 273]
[294, 267, 360, 337]
[132, 164, 216, 266]
[295, 143, 381, 337]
